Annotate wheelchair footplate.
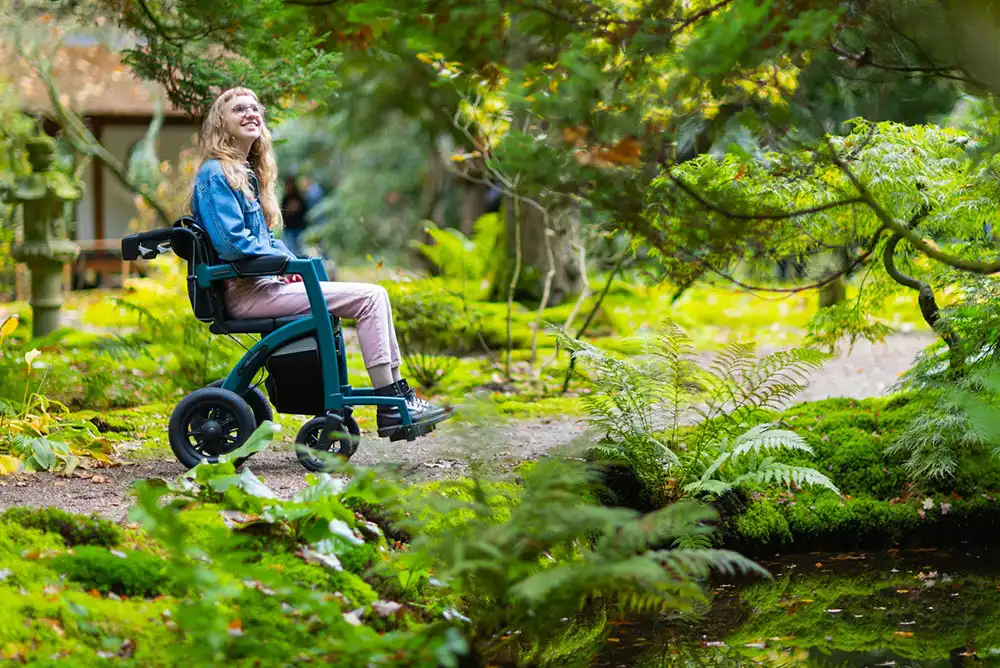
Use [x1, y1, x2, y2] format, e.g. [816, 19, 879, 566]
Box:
[389, 420, 439, 443]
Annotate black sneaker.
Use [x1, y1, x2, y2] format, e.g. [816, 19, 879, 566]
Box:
[375, 381, 451, 440]
[397, 379, 450, 421]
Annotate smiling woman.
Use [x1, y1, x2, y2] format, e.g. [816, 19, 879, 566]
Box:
[185, 87, 451, 435]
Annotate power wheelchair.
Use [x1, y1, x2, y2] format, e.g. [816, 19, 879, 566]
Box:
[121, 217, 441, 472]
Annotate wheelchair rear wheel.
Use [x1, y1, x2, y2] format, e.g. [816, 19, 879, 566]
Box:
[169, 387, 257, 469]
[295, 413, 361, 472]
[207, 379, 274, 426]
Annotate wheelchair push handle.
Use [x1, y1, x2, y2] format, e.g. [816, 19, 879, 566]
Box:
[121, 226, 197, 262]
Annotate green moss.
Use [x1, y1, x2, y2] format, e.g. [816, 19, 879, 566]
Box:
[685, 393, 1000, 552]
[0, 584, 173, 666]
[781, 492, 922, 540]
[732, 500, 792, 545]
[401, 478, 522, 536]
[730, 488, 1000, 554]
[0, 507, 123, 548]
[49, 546, 179, 598]
[262, 552, 378, 606]
[0, 521, 67, 590]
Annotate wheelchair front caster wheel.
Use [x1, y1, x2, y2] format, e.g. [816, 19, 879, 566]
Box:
[295, 414, 361, 472]
[168, 387, 257, 469]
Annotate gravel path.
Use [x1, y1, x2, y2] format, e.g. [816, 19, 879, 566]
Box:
[0, 333, 935, 521]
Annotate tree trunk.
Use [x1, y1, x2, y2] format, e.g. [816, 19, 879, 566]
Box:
[489, 197, 583, 306]
[818, 276, 847, 307]
[460, 182, 490, 237]
[412, 143, 448, 274]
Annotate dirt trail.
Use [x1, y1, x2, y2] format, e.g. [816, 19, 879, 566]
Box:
[0, 334, 934, 521]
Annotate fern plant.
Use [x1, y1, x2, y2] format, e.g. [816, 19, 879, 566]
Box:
[887, 403, 987, 482]
[683, 424, 839, 498]
[411, 212, 504, 292]
[559, 319, 836, 504]
[388, 458, 766, 666]
[889, 360, 1000, 486]
[98, 296, 243, 390]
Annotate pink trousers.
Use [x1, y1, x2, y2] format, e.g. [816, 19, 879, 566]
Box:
[224, 277, 402, 370]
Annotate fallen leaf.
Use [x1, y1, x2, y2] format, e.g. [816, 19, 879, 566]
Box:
[39, 618, 64, 637]
[372, 600, 403, 617]
[0, 455, 22, 476]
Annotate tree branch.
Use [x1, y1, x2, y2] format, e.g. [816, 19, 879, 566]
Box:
[685, 224, 889, 294]
[882, 208, 963, 374]
[668, 172, 865, 220]
[828, 43, 981, 87]
[825, 139, 1000, 274]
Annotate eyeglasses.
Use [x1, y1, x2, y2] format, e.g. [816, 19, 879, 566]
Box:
[231, 103, 266, 117]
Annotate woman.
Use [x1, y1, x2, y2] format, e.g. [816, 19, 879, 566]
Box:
[187, 87, 448, 436]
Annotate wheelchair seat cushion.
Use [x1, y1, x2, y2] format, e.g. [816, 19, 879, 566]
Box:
[209, 315, 306, 335]
[208, 314, 343, 335]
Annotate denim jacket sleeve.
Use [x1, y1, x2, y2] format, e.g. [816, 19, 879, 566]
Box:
[271, 235, 297, 260]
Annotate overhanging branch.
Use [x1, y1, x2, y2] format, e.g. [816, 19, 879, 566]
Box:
[668, 172, 865, 220]
[825, 140, 1000, 274]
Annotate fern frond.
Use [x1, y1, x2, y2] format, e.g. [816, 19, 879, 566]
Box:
[727, 425, 814, 459]
[889, 401, 984, 482]
[596, 500, 717, 556]
[735, 462, 839, 494]
[681, 477, 733, 497]
[731, 348, 828, 415]
[651, 548, 768, 580]
[671, 531, 713, 550]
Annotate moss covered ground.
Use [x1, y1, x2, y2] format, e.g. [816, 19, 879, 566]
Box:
[723, 394, 1000, 555]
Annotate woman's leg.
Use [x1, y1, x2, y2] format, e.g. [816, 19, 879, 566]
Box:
[225, 278, 451, 436]
[225, 279, 402, 386]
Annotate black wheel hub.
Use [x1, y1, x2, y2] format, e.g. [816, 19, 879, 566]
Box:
[185, 405, 240, 456]
[201, 420, 223, 444]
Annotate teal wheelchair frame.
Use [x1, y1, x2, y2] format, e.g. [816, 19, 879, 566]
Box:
[122, 217, 435, 471]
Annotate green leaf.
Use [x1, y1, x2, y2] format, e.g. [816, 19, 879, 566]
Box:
[30, 437, 58, 471]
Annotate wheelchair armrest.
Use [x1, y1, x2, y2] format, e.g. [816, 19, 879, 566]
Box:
[231, 255, 289, 277]
[121, 227, 196, 261]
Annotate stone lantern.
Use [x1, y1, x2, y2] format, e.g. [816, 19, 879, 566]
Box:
[10, 136, 81, 338]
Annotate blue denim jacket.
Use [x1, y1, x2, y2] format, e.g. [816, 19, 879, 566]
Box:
[192, 159, 296, 262]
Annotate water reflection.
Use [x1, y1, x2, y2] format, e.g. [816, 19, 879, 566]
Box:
[596, 548, 1000, 667]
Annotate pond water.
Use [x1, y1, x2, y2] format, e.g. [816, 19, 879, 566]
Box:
[595, 547, 1000, 667]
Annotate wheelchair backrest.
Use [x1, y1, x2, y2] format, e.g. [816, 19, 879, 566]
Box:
[171, 216, 228, 324]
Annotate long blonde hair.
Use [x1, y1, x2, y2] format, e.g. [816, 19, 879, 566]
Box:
[187, 87, 282, 229]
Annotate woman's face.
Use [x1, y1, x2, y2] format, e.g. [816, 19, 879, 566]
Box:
[223, 93, 265, 146]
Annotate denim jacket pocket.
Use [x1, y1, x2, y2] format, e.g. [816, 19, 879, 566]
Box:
[242, 199, 265, 234]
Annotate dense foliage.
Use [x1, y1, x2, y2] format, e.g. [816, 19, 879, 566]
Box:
[0, 433, 763, 666]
